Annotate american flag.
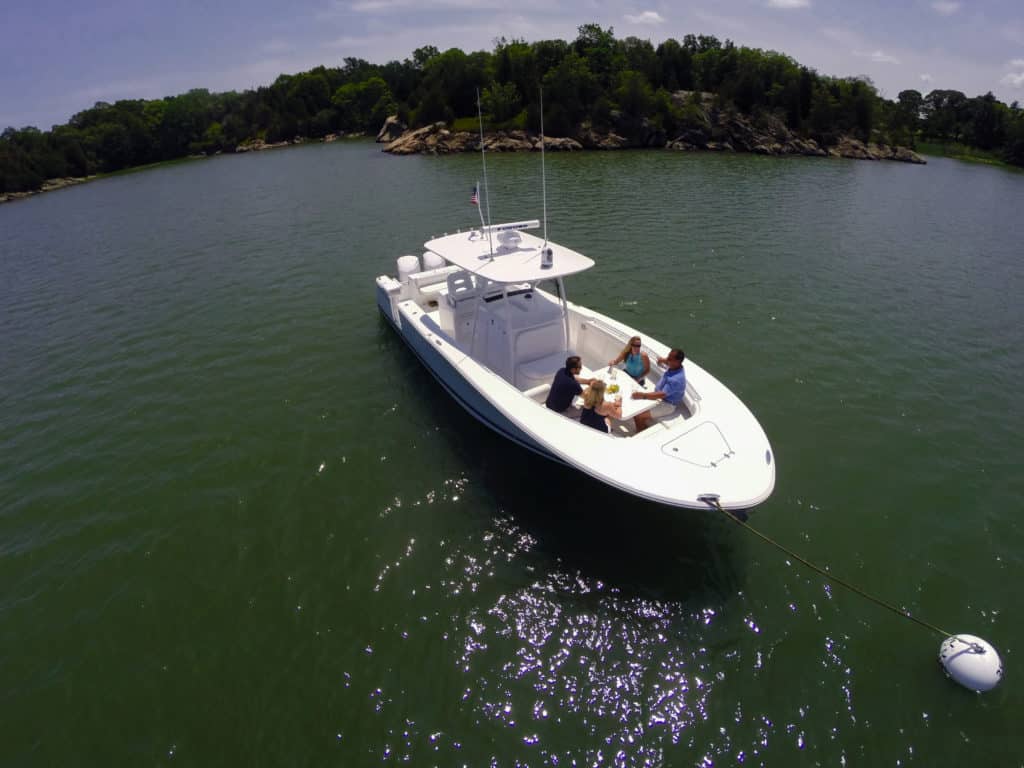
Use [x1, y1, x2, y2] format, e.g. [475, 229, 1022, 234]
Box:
[470, 183, 479, 206]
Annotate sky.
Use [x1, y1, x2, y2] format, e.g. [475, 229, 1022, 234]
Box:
[3, 0, 1023, 131]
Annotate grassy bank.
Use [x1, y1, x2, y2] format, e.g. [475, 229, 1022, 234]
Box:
[915, 141, 1011, 167]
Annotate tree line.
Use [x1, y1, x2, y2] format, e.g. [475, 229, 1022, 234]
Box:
[3, 24, 1023, 194]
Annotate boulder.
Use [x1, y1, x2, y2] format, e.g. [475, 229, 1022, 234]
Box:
[486, 131, 532, 152]
[831, 137, 874, 160]
[379, 106, 922, 164]
[376, 115, 407, 143]
[384, 122, 446, 154]
[578, 128, 629, 150]
[536, 136, 582, 151]
[890, 145, 926, 164]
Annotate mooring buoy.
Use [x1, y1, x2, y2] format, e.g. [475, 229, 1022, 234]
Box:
[939, 634, 1003, 692]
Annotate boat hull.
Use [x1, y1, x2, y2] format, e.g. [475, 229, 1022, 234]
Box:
[383, 302, 565, 466]
[376, 278, 774, 511]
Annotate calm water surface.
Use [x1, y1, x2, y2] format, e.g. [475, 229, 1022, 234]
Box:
[1, 142, 1022, 766]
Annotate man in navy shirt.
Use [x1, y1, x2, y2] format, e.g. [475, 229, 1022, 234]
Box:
[631, 348, 686, 432]
[545, 356, 596, 412]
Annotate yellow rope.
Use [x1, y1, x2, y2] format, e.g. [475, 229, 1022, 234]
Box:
[704, 496, 957, 640]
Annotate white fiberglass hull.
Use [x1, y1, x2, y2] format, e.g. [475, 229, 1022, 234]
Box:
[377, 282, 775, 512]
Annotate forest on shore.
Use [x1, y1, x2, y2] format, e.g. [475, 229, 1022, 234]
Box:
[3, 24, 1023, 195]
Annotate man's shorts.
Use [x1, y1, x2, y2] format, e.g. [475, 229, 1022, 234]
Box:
[649, 401, 679, 419]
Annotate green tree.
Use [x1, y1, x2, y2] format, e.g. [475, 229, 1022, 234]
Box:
[1003, 107, 1024, 165]
[412, 46, 440, 70]
[922, 89, 969, 141]
[332, 77, 396, 132]
[613, 70, 655, 117]
[482, 81, 521, 123]
[542, 52, 599, 131]
[967, 92, 1006, 150]
[808, 82, 839, 144]
[574, 24, 620, 89]
[654, 38, 694, 90]
[619, 37, 657, 84]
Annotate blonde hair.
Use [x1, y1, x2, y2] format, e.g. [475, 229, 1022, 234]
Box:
[583, 380, 606, 409]
[620, 336, 642, 360]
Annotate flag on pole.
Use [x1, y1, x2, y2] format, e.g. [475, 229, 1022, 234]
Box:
[470, 183, 479, 206]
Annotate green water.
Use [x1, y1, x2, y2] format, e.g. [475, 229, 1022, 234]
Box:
[1, 142, 1022, 766]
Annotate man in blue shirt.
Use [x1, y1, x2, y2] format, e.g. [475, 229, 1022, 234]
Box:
[545, 355, 597, 412]
[631, 348, 686, 432]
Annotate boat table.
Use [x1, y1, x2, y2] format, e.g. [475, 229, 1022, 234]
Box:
[579, 367, 659, 421]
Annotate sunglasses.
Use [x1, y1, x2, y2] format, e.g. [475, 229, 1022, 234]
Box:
[631, 342, 641, 347]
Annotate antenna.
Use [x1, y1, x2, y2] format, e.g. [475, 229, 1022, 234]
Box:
[540, 86, 548, 247]
[476, 90, 494, 256]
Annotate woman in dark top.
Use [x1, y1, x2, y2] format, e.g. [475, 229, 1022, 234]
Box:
[580, 380, 621, 433]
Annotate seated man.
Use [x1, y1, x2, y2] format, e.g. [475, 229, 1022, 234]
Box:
[545, 355, 596, 412]
[631, 348, 686, 432]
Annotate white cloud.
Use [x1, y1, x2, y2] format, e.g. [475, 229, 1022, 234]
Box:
[1009, 59, 1024, 69]
[854, 49, 901, 64]
[766, 0, 810, 7]
[624, 11, 664, 25]
[920, 73, 934, 82]
[930, 1, 960, 15]
[1001, 72, 1024, 88]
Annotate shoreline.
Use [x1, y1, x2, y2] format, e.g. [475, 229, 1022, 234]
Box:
[0, 128, 929, 206]
[1, 175, 98, 204]
[378, 113, 927, 165]
[0, 133, 365, 205]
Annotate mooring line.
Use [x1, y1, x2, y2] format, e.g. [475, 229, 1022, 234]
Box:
[701, 496, 959, 642]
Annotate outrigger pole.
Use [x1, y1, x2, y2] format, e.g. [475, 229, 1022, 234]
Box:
[475, 90, 494, 257]
[540, 85, 548, 248]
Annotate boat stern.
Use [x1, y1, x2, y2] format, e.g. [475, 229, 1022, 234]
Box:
[376, 275, 402, 328]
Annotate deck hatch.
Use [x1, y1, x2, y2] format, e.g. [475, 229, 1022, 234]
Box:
[661, 422, 734, 468]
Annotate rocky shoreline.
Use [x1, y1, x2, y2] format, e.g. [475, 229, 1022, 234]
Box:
[0, 175, 99, 204]
[233, 132, 360, 153]
[382, 121, 923, 163]
[2, 102, 924, 204]
[0, 133, 361, 204]
[378, 92, 925, 164]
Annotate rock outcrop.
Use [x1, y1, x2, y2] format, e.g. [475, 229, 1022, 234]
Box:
[376, 116, 407, 143]
[0, 175, 97, 204]
[381, 90, 926, 164]
[235, 138, 300, 153]
[384, 124, 584, 154]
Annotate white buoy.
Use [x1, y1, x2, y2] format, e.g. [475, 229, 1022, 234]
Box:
[939, 634, 1003, 692]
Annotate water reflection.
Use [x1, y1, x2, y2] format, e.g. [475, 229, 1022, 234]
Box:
[360, 323, 823, 766]
[384, 319, 750, 603]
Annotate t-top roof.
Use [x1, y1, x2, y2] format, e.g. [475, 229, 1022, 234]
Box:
[424, 222, 594, 283]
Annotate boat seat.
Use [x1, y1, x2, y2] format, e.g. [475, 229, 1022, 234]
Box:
[446, 270, 477, 306]
[522, 382, 551, 402]
[516, 350, 574, 391]
[562, 404, 582, 421]
[437, 270, 479, 344]
[634, 421, 670, 439]
[403, 265, 459, 304]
